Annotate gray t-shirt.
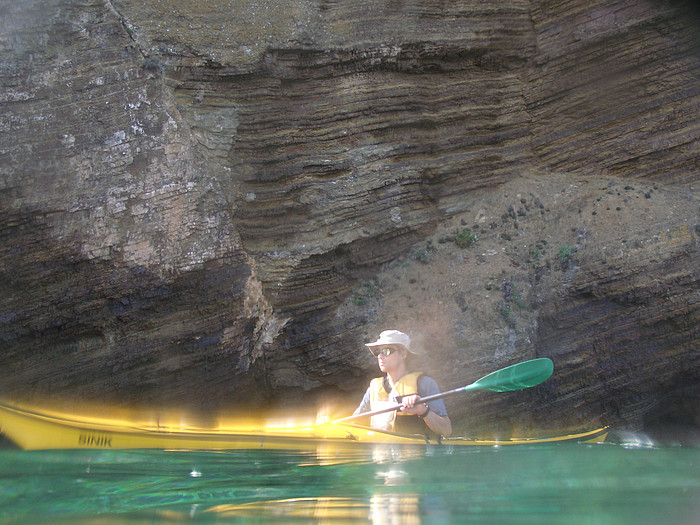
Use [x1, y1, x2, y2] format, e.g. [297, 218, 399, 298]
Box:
[354, 374, 448, 417]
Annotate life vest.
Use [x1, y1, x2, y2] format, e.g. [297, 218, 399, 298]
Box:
[369, 372, 430, 435]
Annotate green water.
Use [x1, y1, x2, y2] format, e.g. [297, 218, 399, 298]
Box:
[0, 442, 698, 524]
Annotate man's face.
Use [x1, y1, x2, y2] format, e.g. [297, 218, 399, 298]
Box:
[371, 345, 405, 372]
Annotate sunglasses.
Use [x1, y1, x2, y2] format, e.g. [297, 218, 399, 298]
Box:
[369, 346, 401, 357]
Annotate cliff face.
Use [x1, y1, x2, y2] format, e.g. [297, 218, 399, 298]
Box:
[1, 0, 698, 433]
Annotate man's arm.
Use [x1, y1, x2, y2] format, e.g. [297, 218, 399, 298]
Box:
[417, 375, 452, 437]
[400, 395, 452, 437]
[353, 387, 371, 415]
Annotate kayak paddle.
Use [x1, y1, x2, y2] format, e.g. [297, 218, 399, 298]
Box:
[334, 357, 554, 423]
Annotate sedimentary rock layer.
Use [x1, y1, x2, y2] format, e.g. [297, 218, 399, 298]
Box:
[1, 0, 698, 431]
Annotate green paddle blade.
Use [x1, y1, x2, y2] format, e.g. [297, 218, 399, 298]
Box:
[466, 358, 554, 392]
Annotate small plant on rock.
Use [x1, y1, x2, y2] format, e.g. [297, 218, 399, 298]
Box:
[557, 245, 576, 265]
[455, 228, 477, 248]
[351, 277, 382, 306]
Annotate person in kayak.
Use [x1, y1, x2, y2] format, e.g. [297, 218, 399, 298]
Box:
[353, 329, 452, 437]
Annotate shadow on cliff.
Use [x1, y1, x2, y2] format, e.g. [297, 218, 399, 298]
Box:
[0, 208, 267, 413]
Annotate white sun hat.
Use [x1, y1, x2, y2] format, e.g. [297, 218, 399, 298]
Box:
[365, 330, 416, 354]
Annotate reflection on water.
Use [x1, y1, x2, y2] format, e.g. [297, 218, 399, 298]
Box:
[371, 461, 437, 524]
[0, 441, 699, 524]
[206, 453, 448, 523]
[207, 497, 369, 521]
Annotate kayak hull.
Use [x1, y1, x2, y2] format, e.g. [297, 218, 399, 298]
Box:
[0, 400, 608, 451]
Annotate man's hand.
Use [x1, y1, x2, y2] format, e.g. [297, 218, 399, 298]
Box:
[399, 394, 429, 416]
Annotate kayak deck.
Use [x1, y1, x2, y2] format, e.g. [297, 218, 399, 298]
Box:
[0, 400, 608, 451]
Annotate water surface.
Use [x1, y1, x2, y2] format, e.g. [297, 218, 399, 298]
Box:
[0, 442, 698, 524]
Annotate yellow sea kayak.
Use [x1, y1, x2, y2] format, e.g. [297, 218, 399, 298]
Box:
[0, 400, 608, 451]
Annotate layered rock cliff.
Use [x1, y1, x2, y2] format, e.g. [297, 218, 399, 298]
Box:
[1, 0, 698, 435]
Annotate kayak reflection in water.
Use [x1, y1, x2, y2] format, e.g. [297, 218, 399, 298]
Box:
[353, 330, 452, 438]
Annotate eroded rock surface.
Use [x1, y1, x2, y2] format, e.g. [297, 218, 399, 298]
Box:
[1, 0, 698, 433]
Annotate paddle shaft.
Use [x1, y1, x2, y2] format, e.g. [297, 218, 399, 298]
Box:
[334, 387, 466, 423]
